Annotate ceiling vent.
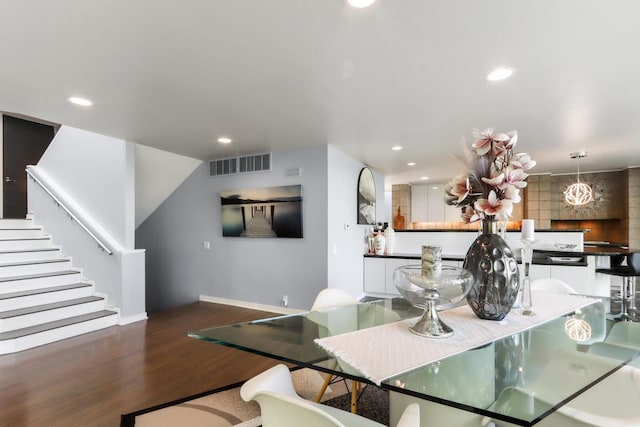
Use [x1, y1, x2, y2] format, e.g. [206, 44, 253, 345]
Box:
[209, 153, 271, 176]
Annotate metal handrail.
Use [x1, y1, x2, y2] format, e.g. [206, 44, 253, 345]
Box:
[25, 167, 114, 255]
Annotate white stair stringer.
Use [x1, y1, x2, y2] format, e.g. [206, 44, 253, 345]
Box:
[0, 218, 119, 354]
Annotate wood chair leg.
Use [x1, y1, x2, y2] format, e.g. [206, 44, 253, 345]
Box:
[316, 373, 333, 403]
[350, 380, 359, 413]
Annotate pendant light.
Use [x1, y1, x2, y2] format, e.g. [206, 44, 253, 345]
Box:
[564, 151, 593, 206]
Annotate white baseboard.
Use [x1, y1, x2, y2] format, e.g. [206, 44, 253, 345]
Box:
[199, 295, 304, 315]
[118, 312, 148, 325]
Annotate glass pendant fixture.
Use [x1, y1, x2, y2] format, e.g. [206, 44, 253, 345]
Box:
[564, 151, 593, 206]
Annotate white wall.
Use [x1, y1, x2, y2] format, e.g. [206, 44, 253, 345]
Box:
[37, 126, 134, 248]
[327, 146, 385, 298]
[0, 116, 3, 216]
[28, 125, 146, 321]
[137, 144, 331, 312]
[135, 144, 202, 228]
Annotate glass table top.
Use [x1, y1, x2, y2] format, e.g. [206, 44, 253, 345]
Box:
[190, 297, 640, 426]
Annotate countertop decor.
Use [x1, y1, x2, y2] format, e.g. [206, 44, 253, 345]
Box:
[443, 128, 536, 320]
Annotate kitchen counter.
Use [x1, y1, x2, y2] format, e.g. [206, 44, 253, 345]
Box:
[365, 247, 638, 259]
[365, 251, 590, 266]
[395, 228, 589, 233]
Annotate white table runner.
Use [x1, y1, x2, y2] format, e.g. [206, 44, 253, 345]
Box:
[315, 292, 599, 385]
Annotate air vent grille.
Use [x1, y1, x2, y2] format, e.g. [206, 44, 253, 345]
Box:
[209, 158, 237, 176]
[209, 153, 271, 176]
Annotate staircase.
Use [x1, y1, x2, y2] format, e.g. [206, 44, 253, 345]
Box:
[0, 218, 118, 354]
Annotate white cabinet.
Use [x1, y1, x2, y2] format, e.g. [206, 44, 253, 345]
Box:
[364, 257, 419, 296]
[411, 185, 429, 223]
[518, 264, 551, 280]
[411, 183, 452, 222]
[426, 185, 445, 222]
[385, 258, 420, 295]
[364, 258, 386, 293]
[366, 255, 602, 298]
[364, 257, 460, 296]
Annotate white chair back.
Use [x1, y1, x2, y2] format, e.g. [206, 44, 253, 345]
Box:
[241, 364, 418, 427]
[530, 278, 576, 294]
[311, 288, 358, 311]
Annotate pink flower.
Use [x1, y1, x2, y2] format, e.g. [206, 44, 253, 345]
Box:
[475, 190, 514, 217]
[471, 128, 496, 156]
[511, 153, 536, 170]
[461, 206, 482, 223]
[502, 185, 522, 203]
[499, 168, 528, 189]
[505, 131, 518, 149]
[445, 174, 472, 204]
[445, 128, 533, 223]
[481, 173, 505, 187]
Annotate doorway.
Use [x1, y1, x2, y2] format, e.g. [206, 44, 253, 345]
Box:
[2, 115, 55, 218]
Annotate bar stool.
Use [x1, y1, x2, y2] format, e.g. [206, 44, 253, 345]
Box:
[596, 253, 640, 320]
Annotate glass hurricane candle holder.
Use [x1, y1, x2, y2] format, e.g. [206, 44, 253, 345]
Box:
[394, 265, 473, 338]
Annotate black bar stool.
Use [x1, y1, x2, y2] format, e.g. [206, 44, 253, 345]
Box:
[596, 253, 640, 321]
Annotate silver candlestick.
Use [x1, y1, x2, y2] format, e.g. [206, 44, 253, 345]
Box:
[520, 239, 535, 316]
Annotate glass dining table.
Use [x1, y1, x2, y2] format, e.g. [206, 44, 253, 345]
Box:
[189, 296, 640, 427]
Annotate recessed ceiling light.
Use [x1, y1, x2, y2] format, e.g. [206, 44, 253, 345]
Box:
[392, 146, 403, 151]
[68, 96, 92, 106]
[217, 137, 232, 144]
[486, 67, 515, 82]
[347, 0, 375, 8]
[421, 176, 429, 180]
[407, 162, 416, 166]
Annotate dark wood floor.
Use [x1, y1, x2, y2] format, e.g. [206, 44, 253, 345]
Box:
[0, 302, 281, 427]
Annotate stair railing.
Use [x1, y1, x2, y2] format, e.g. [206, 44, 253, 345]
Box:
[25, 166, 114, 255]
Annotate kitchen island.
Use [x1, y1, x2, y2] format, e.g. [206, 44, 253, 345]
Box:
[364, 229, 637, 298]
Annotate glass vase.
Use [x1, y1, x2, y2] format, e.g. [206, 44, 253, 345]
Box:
[463, 219, 520, 320]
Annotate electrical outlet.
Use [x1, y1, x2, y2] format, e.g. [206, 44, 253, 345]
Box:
[282, 295, 288, 307]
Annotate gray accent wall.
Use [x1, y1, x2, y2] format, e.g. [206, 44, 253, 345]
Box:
[137, 144, 385, 313]
[137, 145, 329, 313]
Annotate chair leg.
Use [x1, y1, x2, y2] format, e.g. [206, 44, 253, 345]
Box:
[316, 373, 333, 403]
[350, 380, 360, 413]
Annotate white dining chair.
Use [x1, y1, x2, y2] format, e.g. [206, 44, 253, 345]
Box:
[309, 288, 401, 413]
[487, 350, 640, 427]
[530, 278, 576, 294]
[530, 278, 606, 345]
[240, 364, 420, 427]
[310, 288, 363, 412]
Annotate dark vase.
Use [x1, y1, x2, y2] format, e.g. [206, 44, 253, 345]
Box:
[463, 219, 520, 320]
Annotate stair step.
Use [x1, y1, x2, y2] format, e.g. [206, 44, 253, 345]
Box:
[0, 270, 82, 294]
[0, 296, 104, 319]
[0, 282, 93, 310]
[0, 248, 62, 263]
[0, 310, 117, 340]
[0, 310, 119, 354]
[0, 270, 80, 283]
[0, 296, 106, 332]
[0, 237, 53, 250]
[0, 228, 44, 239]
[0, 258, 68, 268]
[0, 258, 72, 278]
[0, 219, 33, 228]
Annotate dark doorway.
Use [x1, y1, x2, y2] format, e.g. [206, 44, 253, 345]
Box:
[3, 115, 55, 218]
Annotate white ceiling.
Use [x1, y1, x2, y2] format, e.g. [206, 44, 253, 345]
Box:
[1, 0, 639, 188]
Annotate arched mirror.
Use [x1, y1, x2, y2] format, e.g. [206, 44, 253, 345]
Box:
[357, 167, 376, 224]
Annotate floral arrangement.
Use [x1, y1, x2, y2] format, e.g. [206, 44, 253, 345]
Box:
[444, 128, 536, 223]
